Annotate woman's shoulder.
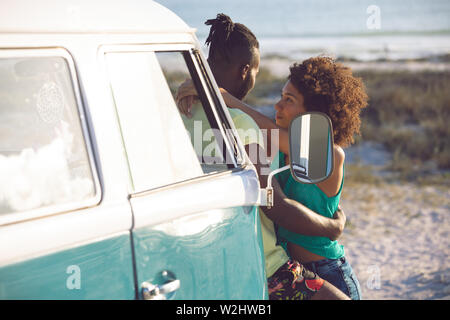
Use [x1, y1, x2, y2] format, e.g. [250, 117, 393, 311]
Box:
[334, 145, 345, 166]
[315, 145, 345, 198]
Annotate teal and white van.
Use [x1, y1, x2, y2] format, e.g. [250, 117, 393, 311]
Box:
[0, 0, 336, 300]
[0, 0, 267, 299]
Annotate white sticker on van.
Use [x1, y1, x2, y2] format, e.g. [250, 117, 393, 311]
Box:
[36, 81, 64, 124]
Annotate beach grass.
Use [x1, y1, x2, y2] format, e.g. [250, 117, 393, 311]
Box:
[357, 70, 450, 172]
[343, 163, 384, 186]
[244, 67, 286, 106]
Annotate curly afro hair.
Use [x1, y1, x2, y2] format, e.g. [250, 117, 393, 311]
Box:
[288, 56, 368, 147]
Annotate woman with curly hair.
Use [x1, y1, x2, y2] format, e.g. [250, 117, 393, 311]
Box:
[218, 56, 368, 299]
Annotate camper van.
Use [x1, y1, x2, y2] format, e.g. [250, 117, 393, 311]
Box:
[0, 0, 334, 300]
[0, 0, 268, 299]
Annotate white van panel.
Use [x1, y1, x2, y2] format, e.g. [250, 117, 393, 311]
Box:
[0, 0, 192, 34]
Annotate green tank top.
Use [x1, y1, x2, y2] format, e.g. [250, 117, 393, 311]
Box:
[274, 151, 345, 259]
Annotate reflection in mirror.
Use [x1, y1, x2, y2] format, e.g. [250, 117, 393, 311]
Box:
[289, 112, 334, 184]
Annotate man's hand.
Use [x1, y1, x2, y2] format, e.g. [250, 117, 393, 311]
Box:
[331, 205, 346, 241]
[263, 180, 348, 241]
[175, 79, 198, 118]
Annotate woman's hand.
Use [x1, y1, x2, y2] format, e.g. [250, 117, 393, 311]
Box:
[175, 79, 198, 118]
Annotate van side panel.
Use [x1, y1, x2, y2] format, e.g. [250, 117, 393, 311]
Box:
[133, 206, 267, 300]
[0, 233, 135, 299]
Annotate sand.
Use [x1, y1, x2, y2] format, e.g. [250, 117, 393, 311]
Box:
[339, 181, 450, 300]
[337, 143, 450, 300]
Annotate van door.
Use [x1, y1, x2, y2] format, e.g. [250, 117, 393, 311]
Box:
[104, 45, 267, 299]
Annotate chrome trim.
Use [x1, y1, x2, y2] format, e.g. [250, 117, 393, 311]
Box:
[141, 271, 180, 300]
[188, 48, 238, 168]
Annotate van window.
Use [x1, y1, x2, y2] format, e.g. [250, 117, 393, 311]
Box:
[0, 56, 96, 218]
[157, 52, 231, 171]
[106, 49, 234, 193]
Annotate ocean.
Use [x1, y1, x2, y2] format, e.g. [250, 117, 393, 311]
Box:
[157, 0, 450, 61]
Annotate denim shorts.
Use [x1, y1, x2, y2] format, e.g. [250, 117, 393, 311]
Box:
[303, 256, 362, 300]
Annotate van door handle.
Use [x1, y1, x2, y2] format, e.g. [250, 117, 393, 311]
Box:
[141, 271, 180, 300]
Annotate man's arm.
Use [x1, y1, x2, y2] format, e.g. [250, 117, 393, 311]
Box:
[246, 143, 345, 241]
[263, 177, 345, 241]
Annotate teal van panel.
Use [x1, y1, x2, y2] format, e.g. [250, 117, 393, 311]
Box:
[133, 206, 267, 300]
[0, 233, 135, 299]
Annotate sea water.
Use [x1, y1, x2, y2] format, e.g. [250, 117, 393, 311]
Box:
[157, 0, 450, 61]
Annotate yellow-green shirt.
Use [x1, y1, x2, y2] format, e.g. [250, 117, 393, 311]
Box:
[259, 208, 289, 277]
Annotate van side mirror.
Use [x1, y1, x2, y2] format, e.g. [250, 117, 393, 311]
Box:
[259, 112, 334, 208]
[289, 112, 334, 184]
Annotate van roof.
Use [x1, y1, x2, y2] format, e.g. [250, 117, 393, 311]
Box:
[0, 0, 192, 34]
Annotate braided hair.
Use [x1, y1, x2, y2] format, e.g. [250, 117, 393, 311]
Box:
[205, 13, 259, 68]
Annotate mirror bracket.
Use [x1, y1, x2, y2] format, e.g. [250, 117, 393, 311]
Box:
[258, 165, 290, 209]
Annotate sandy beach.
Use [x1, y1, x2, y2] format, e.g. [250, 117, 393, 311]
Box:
[340, 142, 450, 300]
[339, 179, 450, 300]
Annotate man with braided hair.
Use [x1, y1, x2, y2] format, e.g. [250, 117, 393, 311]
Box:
[177, 13, 349, 300]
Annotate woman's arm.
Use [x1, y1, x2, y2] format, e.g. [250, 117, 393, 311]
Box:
[221, 89, 290, 157]
[175, 81, 290, 157]
[315, 145, 345, 197]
